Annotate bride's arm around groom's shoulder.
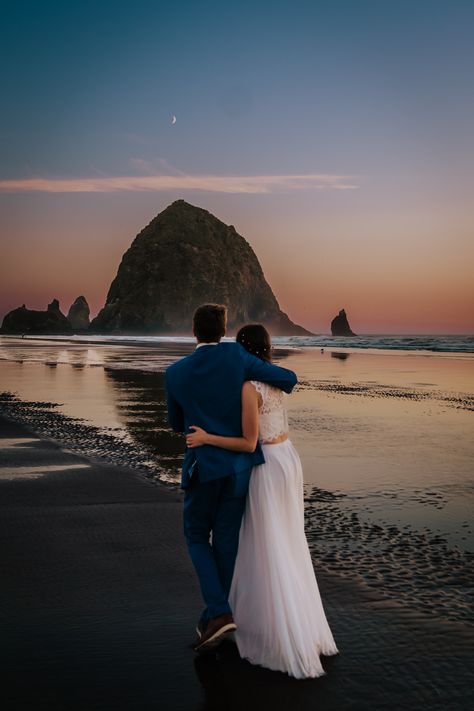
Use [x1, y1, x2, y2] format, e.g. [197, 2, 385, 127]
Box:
[238, 344, 297, 393]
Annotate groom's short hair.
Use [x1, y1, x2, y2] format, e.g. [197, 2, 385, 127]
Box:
[193, 304, 227, 343]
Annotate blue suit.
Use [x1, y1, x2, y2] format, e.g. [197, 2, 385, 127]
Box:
[165, 342, 297, 622]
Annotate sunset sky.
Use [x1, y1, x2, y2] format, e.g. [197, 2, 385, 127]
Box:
[1, 0, 473, 334]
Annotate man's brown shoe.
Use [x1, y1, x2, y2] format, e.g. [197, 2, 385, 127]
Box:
[192, 614, 237, 654]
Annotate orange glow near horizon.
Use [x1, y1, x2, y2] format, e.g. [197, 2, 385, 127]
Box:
[1, 192, 473, 335]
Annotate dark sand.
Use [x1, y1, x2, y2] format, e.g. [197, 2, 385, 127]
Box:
[1, 415, 473, 711]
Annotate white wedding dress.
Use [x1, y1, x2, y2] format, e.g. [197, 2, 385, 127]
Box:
[229, 381, 338, 679]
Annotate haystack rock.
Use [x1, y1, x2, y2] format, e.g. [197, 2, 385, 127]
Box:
[1, 299, 72, 334]
[67, 295, 90, 331]
[90, 200, 311, 335]
[331, 309, 356, 336]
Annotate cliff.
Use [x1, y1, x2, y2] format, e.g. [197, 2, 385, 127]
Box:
[1, 299, 72, 335]
[90, 200, 310, 335]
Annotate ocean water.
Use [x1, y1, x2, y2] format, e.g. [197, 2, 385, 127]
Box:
[10, 332, 474, 354]
[274, 334, 474, 353]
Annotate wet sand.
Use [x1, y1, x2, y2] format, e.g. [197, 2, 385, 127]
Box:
[1, 337, 473, 628]
[1, 415, 473, 711]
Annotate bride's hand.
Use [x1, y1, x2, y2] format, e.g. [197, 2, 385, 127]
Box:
[186, 425, 208, 448]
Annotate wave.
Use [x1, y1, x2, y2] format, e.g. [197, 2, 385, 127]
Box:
[272, 334, 474, 354]
[11, 333, 474, 354]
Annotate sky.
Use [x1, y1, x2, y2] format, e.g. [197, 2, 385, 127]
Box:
[1, 0, 473, 334]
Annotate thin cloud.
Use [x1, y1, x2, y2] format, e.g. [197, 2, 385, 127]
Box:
[0, 173, 358, 194]
[129, 157, 187, 176]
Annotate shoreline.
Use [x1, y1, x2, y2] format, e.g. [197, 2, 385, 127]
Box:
[1, 338, 473, 630]
[1, 414, 473, 710]
[2, 332, 473, 358]
[0, 390, 182, 487]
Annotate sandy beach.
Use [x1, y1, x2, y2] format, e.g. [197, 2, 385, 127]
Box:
[1, 416, 473, 711]
[1, 335, 473, 710]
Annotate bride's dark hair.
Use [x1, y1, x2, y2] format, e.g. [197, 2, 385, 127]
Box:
[236, 324, 272, 362]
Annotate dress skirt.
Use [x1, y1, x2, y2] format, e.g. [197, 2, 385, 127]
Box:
[229, 439, 338, 679]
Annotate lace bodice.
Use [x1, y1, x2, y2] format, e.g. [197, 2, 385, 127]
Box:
[251, 381, 289, 442]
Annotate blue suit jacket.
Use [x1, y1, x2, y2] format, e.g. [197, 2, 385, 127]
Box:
[165, 342, 297, 488]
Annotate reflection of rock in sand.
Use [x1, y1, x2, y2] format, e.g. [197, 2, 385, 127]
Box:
[331, 351, 350, 360]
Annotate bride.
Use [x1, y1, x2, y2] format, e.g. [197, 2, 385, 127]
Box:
[186, 324, 338, 679]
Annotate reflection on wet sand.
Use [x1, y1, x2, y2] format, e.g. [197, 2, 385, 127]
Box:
[193, 643, 340, 710]
[105, 368, 184, 476]
[0, 463, 91, 480]
[0, 337, 473, 627]
[1, 437, 40, 447]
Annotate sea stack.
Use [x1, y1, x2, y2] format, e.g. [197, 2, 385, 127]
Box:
[67, 296, 90, 331]
[0, 299, 73, 334]
[331, 309, 356, 336]
[90, 200, 311, 335]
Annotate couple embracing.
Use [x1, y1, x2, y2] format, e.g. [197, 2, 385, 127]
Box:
[165, 304, 338, 679]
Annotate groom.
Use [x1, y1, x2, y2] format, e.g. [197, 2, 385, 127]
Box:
[165, 304, 297, 653]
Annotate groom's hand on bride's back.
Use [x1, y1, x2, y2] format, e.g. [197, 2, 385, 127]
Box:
[241, 346, 297, 393]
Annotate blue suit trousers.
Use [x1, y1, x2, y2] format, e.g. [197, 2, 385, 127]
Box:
[183, 466, 251, 622]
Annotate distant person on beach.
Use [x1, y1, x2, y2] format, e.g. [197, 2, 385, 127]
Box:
[186, 324, 338, 678]
[165, 304, 297, 654]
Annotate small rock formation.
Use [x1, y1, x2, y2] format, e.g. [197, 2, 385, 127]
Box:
[331, 309, 356, 336]
[90, 200, 311, 335]
[67, 295, 90, 331]
[1, 299, 73, 334]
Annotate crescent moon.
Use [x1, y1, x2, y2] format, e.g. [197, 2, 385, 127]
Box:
[171, 115, 177, 125]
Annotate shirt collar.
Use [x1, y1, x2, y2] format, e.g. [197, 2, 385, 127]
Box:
[195, 342, 219, 349]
